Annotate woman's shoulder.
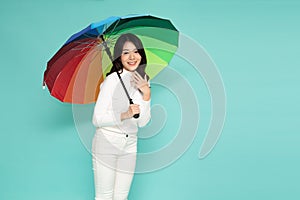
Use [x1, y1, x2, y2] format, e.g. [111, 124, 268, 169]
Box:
[105, 72, 118, 81]
[101, 72, 118, 86]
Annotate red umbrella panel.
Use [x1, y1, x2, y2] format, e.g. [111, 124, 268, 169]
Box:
[44, 38, 106, 104]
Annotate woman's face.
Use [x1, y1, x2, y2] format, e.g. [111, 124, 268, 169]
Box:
[121, 41, 142, 71]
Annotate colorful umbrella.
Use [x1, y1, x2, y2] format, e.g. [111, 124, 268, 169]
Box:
[43, 14, 179, 104]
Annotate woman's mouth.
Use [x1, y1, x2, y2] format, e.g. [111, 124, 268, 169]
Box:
[127, 61, 137, 66]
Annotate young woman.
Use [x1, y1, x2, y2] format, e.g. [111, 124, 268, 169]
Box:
[92, 33, 151, 200]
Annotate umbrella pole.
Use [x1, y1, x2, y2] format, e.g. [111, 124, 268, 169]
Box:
[100, 35, 139, 118]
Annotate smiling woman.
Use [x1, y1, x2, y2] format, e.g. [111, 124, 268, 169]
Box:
[92, 33, 151, 200]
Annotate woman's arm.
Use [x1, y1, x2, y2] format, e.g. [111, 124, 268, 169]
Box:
[131, 71, 151, 127]
[92, 76, 123, 127]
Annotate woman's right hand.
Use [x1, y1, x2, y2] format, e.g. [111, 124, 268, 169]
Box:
[121, 104, 140, 120]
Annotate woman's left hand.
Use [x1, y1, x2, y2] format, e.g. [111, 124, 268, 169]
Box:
[131, 71, 151, 101]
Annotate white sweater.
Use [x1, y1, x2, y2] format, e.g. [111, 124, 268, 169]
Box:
[92, 69, 151, 134]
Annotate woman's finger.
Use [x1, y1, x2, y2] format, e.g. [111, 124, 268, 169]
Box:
[130, 105, 140, 114]
[132, 73, 141, 83]
[134, 71, 143, 80]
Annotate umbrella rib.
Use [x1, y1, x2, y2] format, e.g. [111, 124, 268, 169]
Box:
[105, 19, 121, 39]
[71, 40, 98, 53]
[73, 43, 95, 52]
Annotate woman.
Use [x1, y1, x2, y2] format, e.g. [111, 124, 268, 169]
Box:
[92, 33, 151, 200]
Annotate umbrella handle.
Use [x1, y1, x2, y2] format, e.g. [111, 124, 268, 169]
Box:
[114, 70, 139, 119]
[129, 99, 140, 119]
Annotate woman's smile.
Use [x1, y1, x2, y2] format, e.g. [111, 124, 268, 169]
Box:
[127, 61, 138, 66]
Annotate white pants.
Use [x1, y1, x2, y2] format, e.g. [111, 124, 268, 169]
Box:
[92, 129, 137, 200]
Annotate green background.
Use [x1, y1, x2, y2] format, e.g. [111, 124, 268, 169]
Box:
[1, 0, 299, 199]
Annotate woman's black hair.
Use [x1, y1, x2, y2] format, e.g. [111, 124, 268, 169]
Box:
[106, 33, 148, 79]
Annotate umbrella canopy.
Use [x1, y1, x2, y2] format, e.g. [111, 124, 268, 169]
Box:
[43, 14, 179, 104]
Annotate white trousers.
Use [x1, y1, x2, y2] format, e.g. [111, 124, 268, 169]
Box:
[92, 129, 137, 200]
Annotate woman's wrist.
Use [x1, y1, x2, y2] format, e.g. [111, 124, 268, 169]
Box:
[142, 91, 151, 101]
[140, 86, 151, 101]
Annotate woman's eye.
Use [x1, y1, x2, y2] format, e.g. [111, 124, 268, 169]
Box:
[134, 50, 139, 54]
[123, 51, 129, 55]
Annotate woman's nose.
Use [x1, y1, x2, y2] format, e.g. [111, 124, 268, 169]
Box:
[129, 52, 135, 59]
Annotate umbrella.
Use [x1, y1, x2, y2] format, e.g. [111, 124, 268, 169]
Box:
[43, 14, 179, 104]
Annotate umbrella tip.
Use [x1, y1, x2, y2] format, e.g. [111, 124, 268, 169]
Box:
[42, 81, 46, 90]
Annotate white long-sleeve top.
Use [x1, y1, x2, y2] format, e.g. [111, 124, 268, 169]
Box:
[92, 69, 151, 135]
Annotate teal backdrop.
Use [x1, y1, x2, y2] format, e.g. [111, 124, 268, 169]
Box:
[1, 0, 299, 199]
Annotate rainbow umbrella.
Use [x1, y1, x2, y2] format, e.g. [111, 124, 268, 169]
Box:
[43, 14, 179, 104]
